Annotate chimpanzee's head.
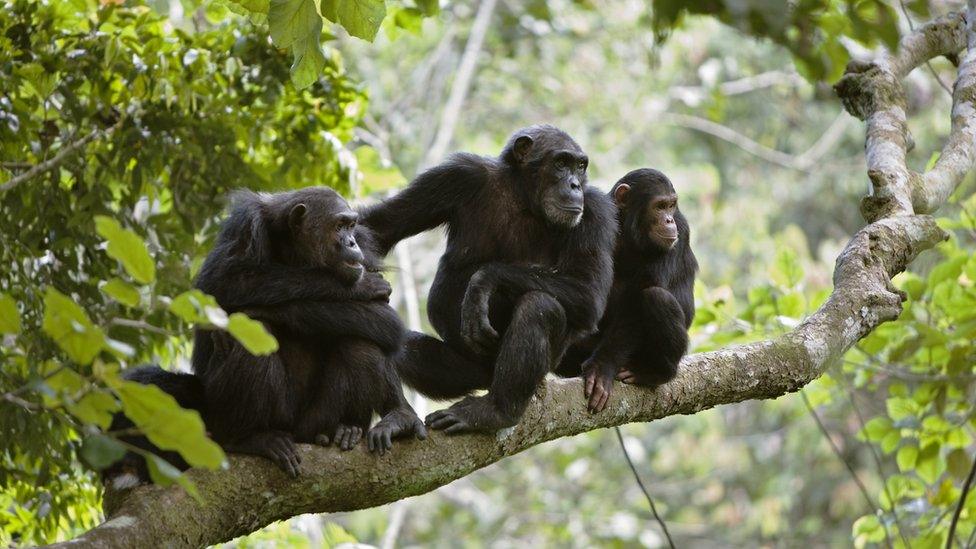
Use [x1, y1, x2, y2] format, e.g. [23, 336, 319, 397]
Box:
[502, 125, 589, 228]
[611, 168, 684, 253]
[279, 187, 365, 284]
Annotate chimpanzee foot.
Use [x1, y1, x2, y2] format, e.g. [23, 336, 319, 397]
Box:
[616, 369, 661, 387]
[426, 395, 517, 435]
[368, 406, 428, 455]
[225, 430, 301, 478]
[582, 360, 617, 413]
[333, 424, 363, 451]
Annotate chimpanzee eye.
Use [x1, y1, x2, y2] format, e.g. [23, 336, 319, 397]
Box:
[577, 160, 586, 171]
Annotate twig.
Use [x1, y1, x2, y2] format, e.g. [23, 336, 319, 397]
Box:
[946, 451, 976, 549]
[109, 318, 168, 335]
[847, 391, 913, 549]
[613, 426, 676, 549]
[800, 391, 894, 549]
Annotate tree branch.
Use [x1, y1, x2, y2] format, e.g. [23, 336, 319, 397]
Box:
[0, 119, 122, 193]
[53, 11, 975, 549]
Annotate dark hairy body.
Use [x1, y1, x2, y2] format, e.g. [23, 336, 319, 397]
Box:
[108, 187, 424, 483]
[556, 168, 698, 412]
[363, 125, 616, 434]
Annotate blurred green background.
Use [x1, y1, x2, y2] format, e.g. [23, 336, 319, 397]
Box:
[1, 0, 974, 547]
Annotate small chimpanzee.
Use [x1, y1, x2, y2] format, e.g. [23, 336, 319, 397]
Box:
[556, 168, 698, 412]
[108, 188, 425, 482]
[363, 125, 616, 434]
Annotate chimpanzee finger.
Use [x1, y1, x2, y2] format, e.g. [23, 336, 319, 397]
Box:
[597, 390, 610, 413]
[443, 421, 470, 435]
[414, 419, 428, 440]
[616, 369, 636, 382]
[425, 410, 448, 425]
[384, 430, 393, 451]
[587, 386, 604, 413]
[367, 430, 378, 453]
[314, 434, 331, 446]
[428, 413, 460, 430]
[584, 373, 595, 398]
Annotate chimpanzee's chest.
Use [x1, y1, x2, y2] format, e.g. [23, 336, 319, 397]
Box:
[444, 198, 561, 268]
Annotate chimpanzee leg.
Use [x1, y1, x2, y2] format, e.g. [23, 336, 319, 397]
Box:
[427, 291, 567, 434]
[618, 287, 687, 387]
[394, 331, 493, 400]
[202, 331, 302, 477]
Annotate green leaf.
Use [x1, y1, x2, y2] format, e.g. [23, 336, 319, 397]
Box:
[896, 444, 918, 472]
[916, 443, 945, 484]
[169, 290, 223, 325]
[66, 390, 120, 430]
[415, 0, 439, 16]
[770, 247, 803, 289]
[852, 514, 885, 543]
[227, 312, 279, 355]
[42, 288, 106, 365]
[0, 293, 21, 335]
[860, 417, 893, 442]
[269, 0, 318, 49]
[229, 0, 270, 13]
[947, 449, 971, 480]
[321, 0, 386, 41]
[80, 435, 127, 470]
[290, 23, 328, 89]
[145, 453, 201, 501]
[111, 379, 225, 469]
[94, 216, 156, 284]
[100, 278, 141, 307]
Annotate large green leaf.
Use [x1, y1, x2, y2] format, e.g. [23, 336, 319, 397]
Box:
[41, 288, 106, 365]
[269, 0, 320, 49]
[0, 293, 21, 335]
[227, 312, 279, 355]
[145, 452, 201, 501]
[111, 378, 225, 469]
[66, 390, 120, 430]
[94, 216, 156, 284]
[100, 278, 141, 307]
[321, 0, 386, 41]
[80, 435, 127, 470]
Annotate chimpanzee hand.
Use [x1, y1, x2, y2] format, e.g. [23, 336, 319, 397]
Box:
[426, 395, 516, 434]
[582, 357, 617, 413]
[367, 406, 428, 455]
[352, 272, 392, 302]
[460, 273, 499, 355]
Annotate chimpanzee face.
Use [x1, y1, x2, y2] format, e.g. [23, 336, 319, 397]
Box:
[613, 170, 682, 253]
[510, 131, 589, 229]
[288, 190, 364, 284]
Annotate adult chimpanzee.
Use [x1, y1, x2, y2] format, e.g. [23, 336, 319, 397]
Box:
[109, 188, 425, 482]
[556, 168, 697, 412]
[363, 125, 616, 434]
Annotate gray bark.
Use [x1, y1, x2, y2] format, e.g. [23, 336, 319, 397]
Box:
[51, 10, 976, 549]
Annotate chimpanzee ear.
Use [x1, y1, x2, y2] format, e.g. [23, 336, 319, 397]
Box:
[613, 183, 630, 206]
[289, 203, 307, 230]
[513, 135, 534, 163]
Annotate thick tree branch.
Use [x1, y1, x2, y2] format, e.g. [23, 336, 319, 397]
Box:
[54, 11, 975, 549]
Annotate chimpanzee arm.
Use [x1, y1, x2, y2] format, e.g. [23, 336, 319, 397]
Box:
[361, 153, 490, 256]
[242, 301, 405, 354]
[462, 189, 616, 342]
[196, 264, 390, 312]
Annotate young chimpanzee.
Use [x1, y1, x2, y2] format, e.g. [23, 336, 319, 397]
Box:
[363, 125, 616, 434]
[556, 168, 698, 412]
[109, 188, 425, 482]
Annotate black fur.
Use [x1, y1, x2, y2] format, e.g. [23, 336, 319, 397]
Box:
[556, 168, 698, 412]
[107, 187, 424, 483]
[363, 125, 616, 434]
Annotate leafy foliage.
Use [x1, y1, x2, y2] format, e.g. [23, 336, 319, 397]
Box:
[651, 0, 911, 82]
[0, 0, 365, 543]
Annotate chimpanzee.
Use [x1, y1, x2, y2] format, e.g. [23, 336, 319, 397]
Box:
[363, 125, 616, 434]
[107, 188, 425, 482]
[556, 168, 697, 412]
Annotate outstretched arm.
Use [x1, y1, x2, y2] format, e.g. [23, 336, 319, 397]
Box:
[243, 301, 405, 354]
[361, 153, 489, 256]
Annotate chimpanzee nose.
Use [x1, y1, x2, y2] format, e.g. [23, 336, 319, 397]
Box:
[346, 237, 358, 248]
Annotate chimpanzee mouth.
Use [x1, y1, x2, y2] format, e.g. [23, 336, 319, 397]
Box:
[344, 260, 362, 269]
